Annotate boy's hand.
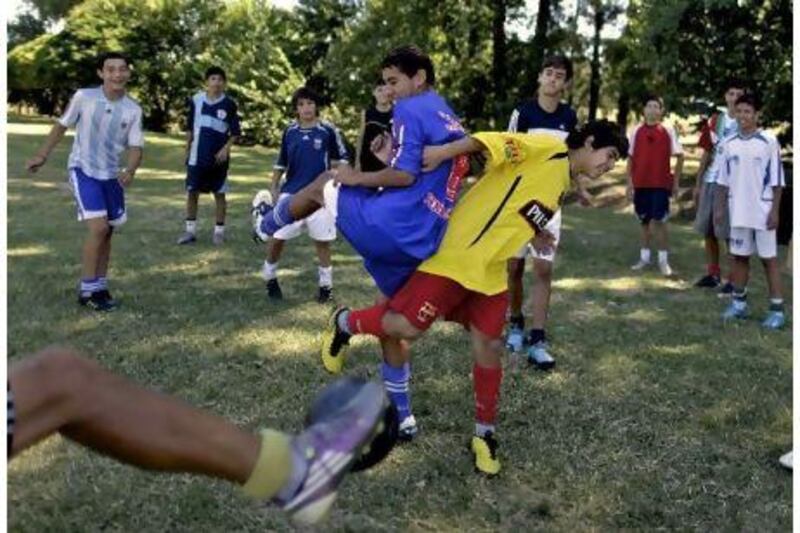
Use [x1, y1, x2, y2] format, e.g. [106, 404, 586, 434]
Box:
[26, 154, 47, 173]
[334, 164, 360, 186]
[767, 209, 779, 230]
[422, 145, 450, 172]
[531, 230, 556, 256]
[214, 146, 230, 164]
[118, 169, 135, 188]
[370, 132, 392, 165]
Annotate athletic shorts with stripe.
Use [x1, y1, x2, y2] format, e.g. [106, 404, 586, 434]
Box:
[69, 167, 127, 226]
[388, 271, 509, 339]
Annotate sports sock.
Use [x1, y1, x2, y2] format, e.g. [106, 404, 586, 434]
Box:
[262, 261, 278, 281]
[528, 328, 545, 345]
[769, 298, 784, 312]
[640, 248, 651, 263]
[318, 266, 333, 288]
[475, 423, 495, 437]
[214, 223, 225, 235]
[473, 363, 502, 429]
[509, 314, 524, 330]
[732, 287, 748, 310]
[259, 195, 295, 235]
[347, 303, 389, 338]
[381, 362, 412, 420]
[241, 429, 297, 500]
[97, 276, 108, 290]
[708, 263, 721, 277]
[336, 309, 352, 334]
[657, 250, 668, 264]
[79, 277, 101, 297]
[185, 219, 197, 234]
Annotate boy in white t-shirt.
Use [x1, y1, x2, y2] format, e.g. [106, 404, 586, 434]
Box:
[714, 93, 785, 328]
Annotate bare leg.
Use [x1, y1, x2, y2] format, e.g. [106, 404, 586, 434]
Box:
[530, 258, 553, 331]
[10, 347, 259, 483]
[95, 228, 113, 279]
[214, 193, 226, 225]
[267, 239, 285, 264]
[640, 221, 652, 250]
[287, 172, 333, 221]
[762, 257, 783, 300]
[705, 236, 720, 267]
[186, 191, 200, 221]
[82, 218, 110, 280]
[654, 221, 668, 251]
[729, 255, 750, 289]
[315, 241, 332, 269]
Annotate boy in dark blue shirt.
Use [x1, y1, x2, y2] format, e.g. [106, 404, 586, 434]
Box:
[262, 87, 349, 302]
[178, 67, 241, 246]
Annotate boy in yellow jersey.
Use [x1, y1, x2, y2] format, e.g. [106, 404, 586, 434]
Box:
[321, 120, 627, 475]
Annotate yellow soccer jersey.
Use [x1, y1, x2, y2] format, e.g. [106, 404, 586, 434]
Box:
[419, 132, 571, 295]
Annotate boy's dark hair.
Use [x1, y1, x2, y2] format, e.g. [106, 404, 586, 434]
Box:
[566, 120, 629, 159]
[291, 86, 321, 109]
[643, 93, 663, 108]
[381, 45, 435, 85]
[205, 66, 227, 81]
[725, 77, 748, 92]
[96, 52, 130, 71]
[735, 92, 761, 110]
[541, 54, 573, 81]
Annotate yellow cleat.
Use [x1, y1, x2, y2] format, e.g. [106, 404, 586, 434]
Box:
[320, 307, 351, 374]
[471, 432, 501, 476]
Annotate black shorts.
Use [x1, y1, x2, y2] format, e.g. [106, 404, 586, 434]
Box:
[634, 188, 670, 224]
[186, 164, 229, 194]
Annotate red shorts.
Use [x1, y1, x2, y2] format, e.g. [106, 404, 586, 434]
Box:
[388, 271, 509, 339]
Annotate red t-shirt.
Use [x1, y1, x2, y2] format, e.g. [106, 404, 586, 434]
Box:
[628, 123, 683, 189]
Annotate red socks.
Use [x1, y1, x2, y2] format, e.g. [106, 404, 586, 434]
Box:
[708, 263, 721, 277]
[473, 363, 502, 425]
[347, 303, 389, 338]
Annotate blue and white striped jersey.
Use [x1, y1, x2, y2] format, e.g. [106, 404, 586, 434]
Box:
[186, 92, 241, 167]
[59, 87, 144, 180]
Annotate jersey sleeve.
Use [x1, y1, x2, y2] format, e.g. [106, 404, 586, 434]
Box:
[698, 116, 714, 152]
[668, 125, 683, 155]
[127, 108, 145, 148]
[229, 100, 241, 137]
[507, 107, 521, 133]
[388, 103, 424, 176]
[58, 89, 84, 128]
[274, 128, 289, 171]
[327, 124, 349, 165]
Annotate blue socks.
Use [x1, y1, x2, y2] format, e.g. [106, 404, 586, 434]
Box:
[79, 277, 102, 297]
[259, 195, 296, 236]
[381, 362, 411, 420]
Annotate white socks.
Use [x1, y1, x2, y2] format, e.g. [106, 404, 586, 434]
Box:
[263, 261, 278, 281]
[318, 266, 333, 287]
[185, 219, 197, 234]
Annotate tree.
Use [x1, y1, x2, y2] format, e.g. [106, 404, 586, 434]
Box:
[583, 0, 624, 121]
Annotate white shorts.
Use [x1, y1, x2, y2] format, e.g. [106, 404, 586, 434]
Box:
[514, 209, 562, 262]
[729, 227, 777, 259]
[273, 191, 337, 242]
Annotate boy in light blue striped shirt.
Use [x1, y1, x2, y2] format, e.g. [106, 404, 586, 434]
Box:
[26, 52, 144, 311]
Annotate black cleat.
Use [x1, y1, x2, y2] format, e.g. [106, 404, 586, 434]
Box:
[266, 278, 283, 300]
[78, 292, 115, 312]
[694, 274, 721, 288]
[317, 286, 333, 303]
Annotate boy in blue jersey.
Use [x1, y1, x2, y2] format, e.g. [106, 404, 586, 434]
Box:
[262, 87, 349, 303]
[253, 45, 468, 438]
[26, 52, 144, 311]
[178, 66, 241, 246]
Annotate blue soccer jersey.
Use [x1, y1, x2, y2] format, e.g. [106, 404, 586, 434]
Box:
[507, 99, 577, 140]
[187, 92, 241, 168]
[274, 121, 349, 194]
[336, 89, 467, 296]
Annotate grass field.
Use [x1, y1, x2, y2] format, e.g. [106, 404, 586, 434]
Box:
[7, 115, 792, 531]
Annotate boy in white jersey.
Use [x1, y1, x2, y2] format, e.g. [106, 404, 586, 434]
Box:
[714, 93, 785, 328]
[26, 52, 144, 311]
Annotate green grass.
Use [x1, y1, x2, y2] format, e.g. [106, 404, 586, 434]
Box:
[7, 115, 792, 531]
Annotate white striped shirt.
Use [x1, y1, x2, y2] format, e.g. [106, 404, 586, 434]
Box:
[59, 87, 144, 180]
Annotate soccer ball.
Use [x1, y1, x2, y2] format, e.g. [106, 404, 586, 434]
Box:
[306, 377, 399, 473]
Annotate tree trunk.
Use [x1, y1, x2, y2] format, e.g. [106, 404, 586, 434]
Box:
[528, 0, 553, 90]
[617, 92, 630, 134]
[492, 0, 507, 102]
[588, 7, 604, 121]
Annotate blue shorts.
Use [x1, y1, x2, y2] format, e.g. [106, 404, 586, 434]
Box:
[69, 167, 126, 225]
[634, 188, 670, 224]
[186, 164, 229, 194]
[336, 186, 420, 297]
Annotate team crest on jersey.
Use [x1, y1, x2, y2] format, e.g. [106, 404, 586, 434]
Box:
[437, 111, 465, 134]
[416, 301, 439, 324]
[314, 138, 323, 150]
[216, 109, 227, 120]
[518, 199, 554, 232]
[503, 139, 523, 165]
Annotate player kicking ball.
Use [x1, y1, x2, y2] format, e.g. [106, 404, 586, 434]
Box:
[319, 121, 628, 475]
[252, 45, 468, 441]
[9, 346, 394, 526]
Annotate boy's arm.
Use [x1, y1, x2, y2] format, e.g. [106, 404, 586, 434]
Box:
[625, 158, 634, 201]
[119, 147, 143, 188]
[335, 165, 415, 188]
[422, 136, 484, 172]
[673, 152, 685, 197]
[768, 186, 782, 230]
[26, 123, 68, 172]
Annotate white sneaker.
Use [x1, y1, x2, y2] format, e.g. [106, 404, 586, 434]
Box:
[779, 451, 792, 469]
[398, 415, 418, 441]
[658, 261, 673, 277]
[631, 259, 650, 271]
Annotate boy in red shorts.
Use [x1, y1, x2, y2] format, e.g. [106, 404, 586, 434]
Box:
[321, 121, 628, 474]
